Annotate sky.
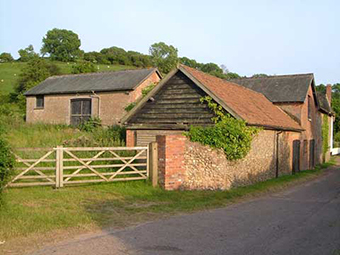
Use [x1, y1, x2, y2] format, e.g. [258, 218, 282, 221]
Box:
[0, 0, 339, 84]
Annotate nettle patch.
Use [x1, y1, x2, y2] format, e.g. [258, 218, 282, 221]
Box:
[186, 96, 260, 161]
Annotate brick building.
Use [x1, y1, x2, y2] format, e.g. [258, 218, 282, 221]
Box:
[121, 65, 324, 190]
[24, 68, 161, 126]
[231, 74, 334, 166]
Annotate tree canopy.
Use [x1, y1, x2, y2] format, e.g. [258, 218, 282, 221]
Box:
[41, 28, 81, 62]
[149, 42, 178, 74]
[18, 45, 39, 62]
[12, 57, 61, 109]
[0, 52, 14, 62]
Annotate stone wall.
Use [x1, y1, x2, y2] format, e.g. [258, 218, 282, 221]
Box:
[156, 130, 294, 190]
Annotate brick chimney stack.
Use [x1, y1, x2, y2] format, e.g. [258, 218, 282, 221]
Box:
[326, 84, 332, 103]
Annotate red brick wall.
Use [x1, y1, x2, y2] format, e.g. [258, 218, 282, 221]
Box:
[156, 134, 186, 190]
[126, 130, 136, 147]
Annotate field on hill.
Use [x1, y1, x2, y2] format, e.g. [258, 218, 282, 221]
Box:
[0, 61, 135, 94]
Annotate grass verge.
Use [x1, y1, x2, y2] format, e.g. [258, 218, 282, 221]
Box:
[0, 158, 336, 242]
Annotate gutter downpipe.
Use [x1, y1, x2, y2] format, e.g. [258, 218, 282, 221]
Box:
[91, 91, 100, 118]
[276, 130, 283, 178]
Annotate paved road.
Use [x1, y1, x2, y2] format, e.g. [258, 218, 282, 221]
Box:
[32, 168, 340, 255]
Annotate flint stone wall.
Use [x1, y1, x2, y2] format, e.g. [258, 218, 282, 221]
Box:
[182, 130, 291, 190]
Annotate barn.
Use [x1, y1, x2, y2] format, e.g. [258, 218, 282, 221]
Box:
[121, 65, 310, 190]
[24, 68, 161, 126]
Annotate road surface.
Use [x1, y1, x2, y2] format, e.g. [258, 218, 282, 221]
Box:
[31, 167, 340, 255]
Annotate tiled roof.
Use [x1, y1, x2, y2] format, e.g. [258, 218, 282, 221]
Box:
[230, 73, 314, 103]
[180, 65, 303, 131]
[316, 92, 333, 114]
[24, 68, 160, 96]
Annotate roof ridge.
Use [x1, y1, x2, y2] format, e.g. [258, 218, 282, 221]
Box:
[46, 67, 155, 80]
[231, 73, 314, 81]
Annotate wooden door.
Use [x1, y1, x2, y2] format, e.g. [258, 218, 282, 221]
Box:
[309, 139, 315, 168]
[70, 99, 92, 125]
[293, 140, 300, 174]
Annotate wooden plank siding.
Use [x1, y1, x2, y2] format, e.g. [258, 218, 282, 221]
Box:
[129, 71, 215, 127]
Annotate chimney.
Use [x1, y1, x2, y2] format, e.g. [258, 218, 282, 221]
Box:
[326, 84, 332, 103]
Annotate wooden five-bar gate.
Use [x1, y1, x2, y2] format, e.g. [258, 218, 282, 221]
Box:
[7, 145, 158, 188]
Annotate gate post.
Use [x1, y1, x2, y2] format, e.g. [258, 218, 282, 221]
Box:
[55, 146, 64, 188]
[59, 146, 64, 188]
[148, 142, 158, 187]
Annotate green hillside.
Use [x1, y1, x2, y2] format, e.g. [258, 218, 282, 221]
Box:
[0, 62, 135, 94]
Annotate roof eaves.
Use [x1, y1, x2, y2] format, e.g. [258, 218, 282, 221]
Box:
[247, 123, 304, 132]
[24, 88, 135, 96]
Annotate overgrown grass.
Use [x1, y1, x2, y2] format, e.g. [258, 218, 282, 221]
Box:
[1, 116, 125, 148]
[0, 61, 135, 94]
[0, 159, 335, 241]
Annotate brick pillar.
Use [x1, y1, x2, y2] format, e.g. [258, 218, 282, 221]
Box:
[156, 134, 186, 190]
[126, 130, 136, 147]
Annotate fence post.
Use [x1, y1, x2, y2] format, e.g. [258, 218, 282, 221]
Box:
[55, 146, 64, 188]
[55, 146, 60, 188]
[59, 146, 64, 188]
[148, 142, 158, 187]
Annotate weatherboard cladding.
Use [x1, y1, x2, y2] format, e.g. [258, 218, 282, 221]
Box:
[24, 68, 158, 96]
[130, 71, 215, 126]
[230, 74, 314, 103]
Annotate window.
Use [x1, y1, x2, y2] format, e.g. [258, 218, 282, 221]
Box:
[308, 95, 312, 120]
[70, 99, 92, 125]
[36, 96, 44, 108]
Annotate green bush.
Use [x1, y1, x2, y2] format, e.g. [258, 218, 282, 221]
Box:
[142, 83, 156, 97]
[124, 102, 136, 112]
[186, 97, 259, 160]
[78, 117, 102, 132]
[0, 130, 15, 204]
[92, 125, 126, 146]
[71, 61, 96, 74]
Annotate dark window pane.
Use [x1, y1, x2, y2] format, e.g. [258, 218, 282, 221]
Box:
[71, 100, 81, 114]
[308, 96, 311, 120]
[36, 96, 44, 108]
[82, 100, 91, 115]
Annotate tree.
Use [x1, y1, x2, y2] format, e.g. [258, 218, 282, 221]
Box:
[220, 64, 229, 74]
[41, 28, 81, 62]
[0, 52, 14, 62]
[12, 57, 61, 109]
[100, 46, 131, 65]
[224, 72, 241, 79]
[18, 44, 39, 62]
[127, 51, 152, 67]
[71, 61, 96, 74]
[316, 84, 326, 94]
[149, 42, 178, 74]
[201, 63, 223, 74]
[179, 57, 202, 69]
[252, 73, 268, 78]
